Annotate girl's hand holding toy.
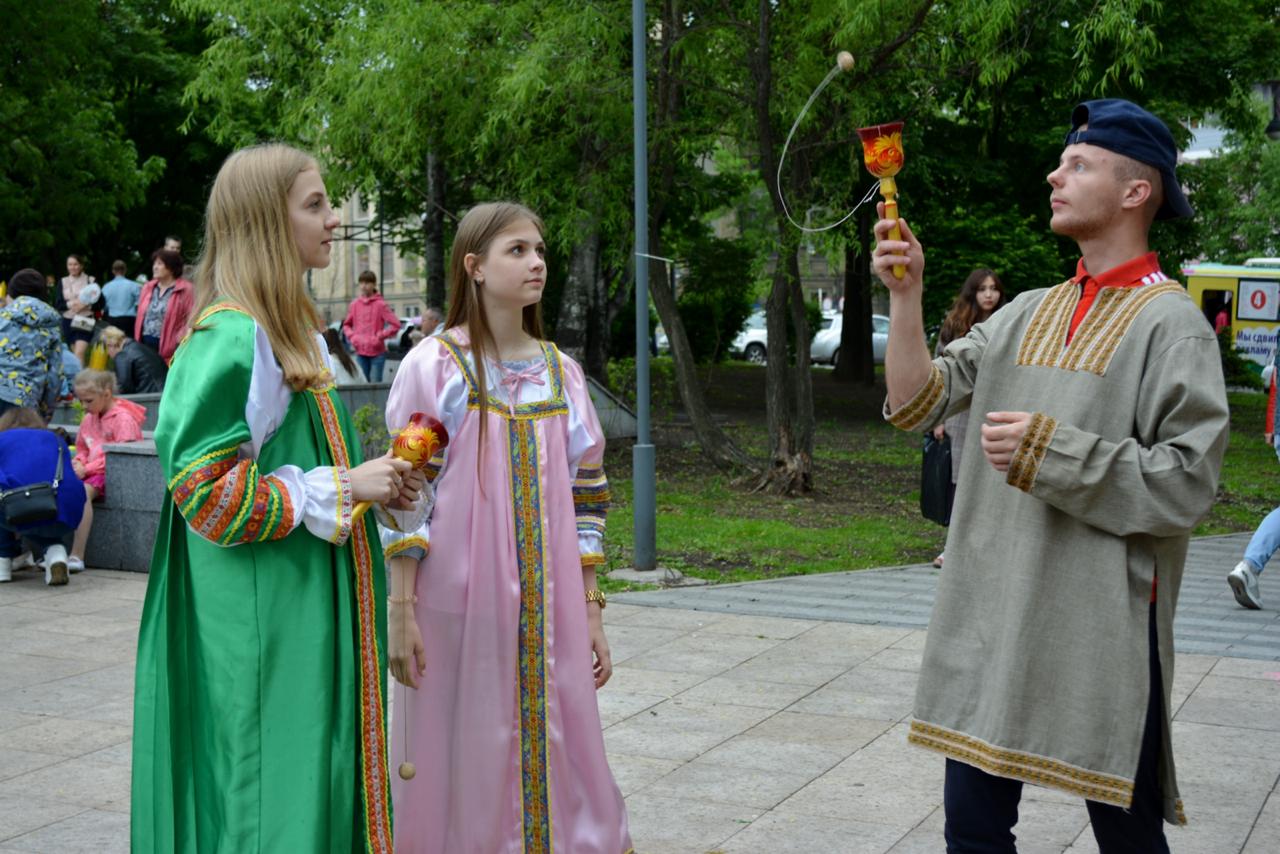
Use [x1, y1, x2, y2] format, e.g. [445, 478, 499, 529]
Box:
[351, 412, 449, 520]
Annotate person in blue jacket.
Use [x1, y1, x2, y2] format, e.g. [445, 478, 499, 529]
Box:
[0, 268, 64, 421]
[0, 407, 86, 585]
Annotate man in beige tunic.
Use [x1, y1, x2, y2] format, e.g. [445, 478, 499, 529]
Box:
[874, 99, 1229, 852]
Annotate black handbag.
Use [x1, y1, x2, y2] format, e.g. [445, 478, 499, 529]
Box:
[920, 433, 953, 526]
[0, 445, 63, 527]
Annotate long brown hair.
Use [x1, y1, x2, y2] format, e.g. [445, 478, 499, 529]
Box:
[939, 268, 1006, 348]
[444, 202, 546, 441]
[189, 144, 328, 391]
[0, 407, 45, 431]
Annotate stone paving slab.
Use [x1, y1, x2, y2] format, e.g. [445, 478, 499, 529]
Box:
[615, 533, 1280, 660]
[3, 555, 1280, 852]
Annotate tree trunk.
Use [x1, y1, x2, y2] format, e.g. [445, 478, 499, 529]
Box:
[555, 218, 598, 365]
[584, 263, 611, 382]
[786, 247, 814, 490]
[760, 250, 797, 492]
[647, 248, 755, 472]
[643, 0, 755, 474]
[423, 148, 447, 309]
[834, 208, 876, 384]
[748, 0, 812, 494]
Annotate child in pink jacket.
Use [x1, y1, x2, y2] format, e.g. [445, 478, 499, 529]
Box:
[70, 369, 146, 572]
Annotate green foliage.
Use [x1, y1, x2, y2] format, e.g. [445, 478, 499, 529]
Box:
[604, 357, 678, 415]
[1218, 330, 1264, 391]
[352, 404, 391, 462]
[1178, 130, 1280, 265]
[0, 0, 165, 272]
[672, 240, 757, 363]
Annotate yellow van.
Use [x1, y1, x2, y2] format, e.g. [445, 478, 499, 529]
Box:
[1184, 258, 1280, 369]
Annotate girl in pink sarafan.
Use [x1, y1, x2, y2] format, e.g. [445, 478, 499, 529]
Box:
[378, 201, 633, 854]
[70, 369, 146, 572]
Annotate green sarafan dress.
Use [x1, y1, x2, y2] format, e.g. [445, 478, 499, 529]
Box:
[131, 305, 393, 853]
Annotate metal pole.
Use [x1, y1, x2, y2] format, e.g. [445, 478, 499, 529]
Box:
[631, 0, 656, 572]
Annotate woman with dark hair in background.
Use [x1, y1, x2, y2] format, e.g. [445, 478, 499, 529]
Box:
[322, 327, 364, 385]
[931, 268, 1007, 567]
[134, 248, 194, 363]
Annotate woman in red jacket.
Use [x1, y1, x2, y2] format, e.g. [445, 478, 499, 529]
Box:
[134, 249, 194, 363]
[341, 270, 400, 381]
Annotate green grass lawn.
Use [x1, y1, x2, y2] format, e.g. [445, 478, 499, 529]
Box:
[599, 363, 1273, 592]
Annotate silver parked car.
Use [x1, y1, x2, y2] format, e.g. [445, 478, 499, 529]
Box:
[810, 313, 889, 365]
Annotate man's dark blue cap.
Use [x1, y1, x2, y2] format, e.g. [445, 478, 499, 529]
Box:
[1064, 99, 1193, 221]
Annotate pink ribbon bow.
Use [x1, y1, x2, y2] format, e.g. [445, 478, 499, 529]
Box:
[498, 362, 545, 416]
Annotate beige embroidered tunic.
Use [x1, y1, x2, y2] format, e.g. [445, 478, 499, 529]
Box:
[887, 278, 1229, 824]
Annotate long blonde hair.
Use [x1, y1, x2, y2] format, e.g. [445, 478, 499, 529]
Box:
[189, 144, 327, 391]
[444, 202, 546, 436]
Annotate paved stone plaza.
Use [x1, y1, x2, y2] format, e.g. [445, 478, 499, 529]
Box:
[1, 533, 1278, 852]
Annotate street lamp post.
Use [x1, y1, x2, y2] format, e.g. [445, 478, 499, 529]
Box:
[631, 0, 656, 572]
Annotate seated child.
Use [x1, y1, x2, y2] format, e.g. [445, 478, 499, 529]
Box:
[69, 369, 146, 573]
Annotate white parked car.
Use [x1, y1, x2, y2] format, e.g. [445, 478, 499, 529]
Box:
[810, 313, 889, 365]
[730, 309, 769, 363]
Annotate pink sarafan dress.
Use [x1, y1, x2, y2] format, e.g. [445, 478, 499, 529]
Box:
[379, 330, 633, 854]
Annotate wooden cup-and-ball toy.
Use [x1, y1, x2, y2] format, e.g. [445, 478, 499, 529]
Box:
[856, 121, 907, 279]
[350, 412, 449, 522]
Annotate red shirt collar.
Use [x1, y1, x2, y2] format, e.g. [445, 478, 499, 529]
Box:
[1072, 252, 1167, 289]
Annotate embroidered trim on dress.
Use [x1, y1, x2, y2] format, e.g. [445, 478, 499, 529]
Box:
[1017, 281, 1187, 376]
[437, 335, 569, 421]
[1006, 412, 1058, 494]
[384, 535, 429, 559]
[310, 388, 393, 854]
[511, 417, 553, 852]
[330, 465, 353, 546]
[187, 459, 248, 542]
[573, 465, 611, 535]
[169, 444, 239, 493]
[887, 364, 945, 431]
[908, 720, 1136, 808]
[580, 553, 606, 568]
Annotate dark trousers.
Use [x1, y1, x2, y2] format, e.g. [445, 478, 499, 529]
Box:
[943, 603, 1169, 853]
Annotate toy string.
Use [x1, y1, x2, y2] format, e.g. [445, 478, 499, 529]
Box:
[776, 64, 878, 233]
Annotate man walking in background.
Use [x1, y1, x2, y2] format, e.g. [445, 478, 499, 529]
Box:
[102, 260, 140, 336]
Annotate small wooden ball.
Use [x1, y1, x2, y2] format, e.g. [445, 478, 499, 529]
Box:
[398, 761, 416, 780]
[837, 51, 855, 72]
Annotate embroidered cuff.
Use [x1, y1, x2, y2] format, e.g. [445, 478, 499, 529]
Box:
[384, 535, 429, 560]
[573, 466, 610, 536]
[299, 465, 353, 545]
[1006, 412, 1058, 494]
[885, 364, 945, 431]
[580, 553, 606, 569]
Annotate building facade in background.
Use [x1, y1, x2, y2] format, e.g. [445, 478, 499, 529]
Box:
[308, 192, 425, 324]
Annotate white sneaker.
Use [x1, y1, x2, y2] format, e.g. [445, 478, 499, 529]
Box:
[0, 557, 11, 583]
[43, 545, 69, 587]
[67, 556, 85, 574]
[1228, 561, 1263, 610]
[12, 551, 35, 570]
